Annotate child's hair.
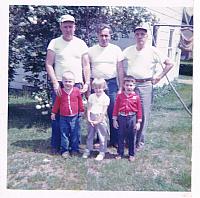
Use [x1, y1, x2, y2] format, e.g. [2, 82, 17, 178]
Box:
[92, 78, 107, 90]
[62, 71, 75, 80]
[123, 75, 136, 83]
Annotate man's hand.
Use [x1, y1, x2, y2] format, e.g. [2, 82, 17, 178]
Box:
[151, 77, 161, 85]
[53, 82, 62, 96]
[80, 83, 89, 93]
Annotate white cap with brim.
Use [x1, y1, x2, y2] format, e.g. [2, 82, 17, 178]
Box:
[60, 14, 75, 23]
[134, 23, 148, 33]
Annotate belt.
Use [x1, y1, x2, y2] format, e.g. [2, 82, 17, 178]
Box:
[135, 78, 152, 83]
[105, 77, 116, 82]
[119, 112, 136, 116]
[91, 77, 116, 82]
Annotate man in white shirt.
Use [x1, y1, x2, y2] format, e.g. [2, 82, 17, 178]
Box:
[88, 24, 124, 147]
[123, 23, 173, 150]
[45, 14, 90, 154]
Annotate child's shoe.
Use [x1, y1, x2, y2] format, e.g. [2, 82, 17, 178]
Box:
[95, 152, 105, 161]
[136, 142, 144, 152]
[61, 151, 70, 159]
[128, 156, 135, 162]
[82, 149, 90, 159]
[115, 155, 122, 160]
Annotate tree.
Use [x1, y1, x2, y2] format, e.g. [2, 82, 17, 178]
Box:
[9, 6, 157, 113]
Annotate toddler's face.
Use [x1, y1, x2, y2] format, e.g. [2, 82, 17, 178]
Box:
[62, 77, 75, 90]
[124, 81, 136, 94]
[93, 86, 104, 96]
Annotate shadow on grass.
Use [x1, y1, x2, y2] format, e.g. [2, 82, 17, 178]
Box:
[8, 103, 51, 129]
[11, 138, 51, 154]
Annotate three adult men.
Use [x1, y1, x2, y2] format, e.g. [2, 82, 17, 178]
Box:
[88, 24, 124, 147]
[45, 14, 90, 153]
[123, 24, 174, 150]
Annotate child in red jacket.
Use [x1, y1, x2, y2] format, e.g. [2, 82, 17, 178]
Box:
[51, 71, 84, 158]
[112, 75, 142, 161]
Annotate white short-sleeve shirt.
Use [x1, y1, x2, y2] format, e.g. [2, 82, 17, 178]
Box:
[88, 43, 124, 79]
[123, 45, 166, 79]
[47, 36, 88, 82]
[88, 92, 110, 114]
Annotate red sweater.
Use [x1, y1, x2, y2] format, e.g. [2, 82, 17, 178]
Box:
[52, 87, 84, 116]
[113, 92, 142, 122]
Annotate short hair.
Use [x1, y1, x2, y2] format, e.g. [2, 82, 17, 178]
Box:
[123, 75, 136, 83]
[62, 71, 75, 80]
[96, 23, 112, 34]
[92, 78, 107, 90]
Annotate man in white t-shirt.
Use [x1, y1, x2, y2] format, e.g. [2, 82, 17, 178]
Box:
[123, 23, 173, 150]
[45, 14, 90, 154]
[88, 24, 124, 147]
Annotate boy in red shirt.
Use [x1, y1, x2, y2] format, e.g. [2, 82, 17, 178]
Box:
[112, 75, 142, 161]
[51, 71, 84, 158]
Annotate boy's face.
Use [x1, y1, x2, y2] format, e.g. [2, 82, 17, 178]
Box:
[62, 75, 75, 90]
[124, 81, 136, 94]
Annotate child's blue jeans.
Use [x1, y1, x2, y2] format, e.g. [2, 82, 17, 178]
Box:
[60, 114, 79, 154]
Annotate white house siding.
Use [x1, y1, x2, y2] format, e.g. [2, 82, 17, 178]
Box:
[9, 66, 46, 91]
[147, 7, 184, 86]
[9, 66, 30, 90]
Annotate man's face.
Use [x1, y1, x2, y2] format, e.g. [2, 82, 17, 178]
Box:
[98, 28, 111, 47]
[134, 29, 148, 46]
[60, 21, 75, 41]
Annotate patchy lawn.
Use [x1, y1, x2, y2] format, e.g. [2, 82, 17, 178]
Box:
[7, 80, 192, 191]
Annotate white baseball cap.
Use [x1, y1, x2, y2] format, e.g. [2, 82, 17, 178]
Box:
[60, 14, 75, 23]
[134, 23, 149, 33]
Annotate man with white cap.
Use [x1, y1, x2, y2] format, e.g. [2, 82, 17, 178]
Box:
[123, 23, 173, 150]
[45, 14, 90, 154]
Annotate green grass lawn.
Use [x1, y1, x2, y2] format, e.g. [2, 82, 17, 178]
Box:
[7, 81, 192, 191]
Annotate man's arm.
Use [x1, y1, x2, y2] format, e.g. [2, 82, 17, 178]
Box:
[117, 60, 124, 93]
[152, 58, 174, 85]
[81, 53, 91, 93]
[45, 49, 62, 96]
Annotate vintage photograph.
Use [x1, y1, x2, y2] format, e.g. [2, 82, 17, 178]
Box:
[1, 1, 197, 197]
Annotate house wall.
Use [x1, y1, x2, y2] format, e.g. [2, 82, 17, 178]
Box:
[9, 66, 46, 90]
[147, 7, 184, 86]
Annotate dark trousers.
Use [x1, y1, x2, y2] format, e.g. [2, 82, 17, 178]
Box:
[117, 114, 137, 157]
[51, 82, 82, 150]
[105, 78, 119, 145]
[60, 114, 79, 154]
